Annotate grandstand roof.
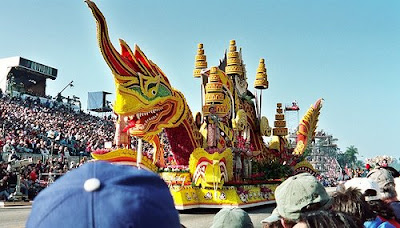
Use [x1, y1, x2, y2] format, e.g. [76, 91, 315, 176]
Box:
[0, 56, 58, 80]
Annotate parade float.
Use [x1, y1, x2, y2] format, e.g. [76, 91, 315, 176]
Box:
[85, 0, 322, 209]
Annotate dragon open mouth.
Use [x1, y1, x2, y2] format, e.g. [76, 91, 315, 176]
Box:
[124, 107, 163, 131]
[122, 101, 176, 135]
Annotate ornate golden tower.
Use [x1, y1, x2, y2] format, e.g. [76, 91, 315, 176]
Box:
[254, 58, 268, 89]
[273, 103, 288, 136]
[193, 43, 207, 78]
[203, 67, 228, 116]
[225, 40, 243, 76]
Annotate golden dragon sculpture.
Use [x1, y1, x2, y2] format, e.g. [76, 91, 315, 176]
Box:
[85, 0, 323, 190]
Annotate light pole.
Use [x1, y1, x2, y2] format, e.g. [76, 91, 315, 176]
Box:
[56, 80, 74, 102]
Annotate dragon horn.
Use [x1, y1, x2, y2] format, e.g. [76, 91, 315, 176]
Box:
[85, 0, 136, 76]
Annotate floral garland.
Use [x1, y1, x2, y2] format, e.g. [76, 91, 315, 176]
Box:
[365, 155, 396, 167]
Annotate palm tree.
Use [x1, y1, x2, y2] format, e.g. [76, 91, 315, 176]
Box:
[344, 145, 359, 167]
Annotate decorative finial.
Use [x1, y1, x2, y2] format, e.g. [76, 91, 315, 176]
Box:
[273, 103, 288, 136]
[254, 58, 268, 89]
[203, 67, 227, 116]
[225, 40, 243, 76]
[193, 43, 207, 78]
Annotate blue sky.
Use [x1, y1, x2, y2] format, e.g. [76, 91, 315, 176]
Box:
[0, 0, 399, 160]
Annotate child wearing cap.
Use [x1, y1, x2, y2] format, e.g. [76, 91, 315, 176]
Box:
[368, 168, 400, 223]
[261, 173, 332, 228]
[342, 177, 399, 227]
[210, 208, 254, 228]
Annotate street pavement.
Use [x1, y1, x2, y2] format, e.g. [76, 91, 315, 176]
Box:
[0, 204, 274, 228]
[0, 207, 31, 228]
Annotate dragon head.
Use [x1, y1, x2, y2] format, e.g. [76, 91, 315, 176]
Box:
[86, 0, 187, 138]
[113, 43, 187, 137]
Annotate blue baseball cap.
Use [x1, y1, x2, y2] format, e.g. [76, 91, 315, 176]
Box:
[26, 161, 180, 228]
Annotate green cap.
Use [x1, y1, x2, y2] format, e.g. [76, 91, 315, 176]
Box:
[275, 173, 331, 221]
[261, 208, 280, 224]
[210, 208, 254, 228]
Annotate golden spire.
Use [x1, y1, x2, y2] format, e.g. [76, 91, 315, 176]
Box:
[273, 103, 288, 136]
[254, 58, 269, 89]
[193, 43, 207, 78]
[203, 67, 228, 116]
[225, 40, 243, 76]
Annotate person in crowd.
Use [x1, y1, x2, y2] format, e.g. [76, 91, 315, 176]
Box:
[63, 146, 70, 158]
[367, 199, 400, 227]
[0, 175, 10, 201]
[368, 168, 400, 222]
[29, 168, 38, 182]
[210, 207, 254, 228]
[332, 187, 372, 227]
[333, 178, 395, 228]
[8, 150, 20, 162]
[26, 161, 181, 228]
[292, 210, 358, 228]
[39, 144, 49, 160]
[261, 173, 332, 228]
[2, 140, 12, 154]
[19, 175, 29, 196]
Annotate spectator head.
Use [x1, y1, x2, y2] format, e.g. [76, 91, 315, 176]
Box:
[331, 186, 375, 227]
[293, 210, 358, 228]
[367, 168, 397, 200]
[265, 173, 331, 228]
[26, 161, 180, 228]
[210, 208, 253, 228]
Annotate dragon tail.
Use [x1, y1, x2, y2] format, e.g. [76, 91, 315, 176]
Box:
[293, 98, 323, 155]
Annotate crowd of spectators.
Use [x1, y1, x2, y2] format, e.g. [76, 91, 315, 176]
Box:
[0, 92, 114, 159]
[0, 156, 89, 201]
[0, 91, 114, 201]
[261, 168, 400, 228]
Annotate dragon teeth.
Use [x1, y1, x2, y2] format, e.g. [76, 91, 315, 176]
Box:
[134, 108, 161, 120]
